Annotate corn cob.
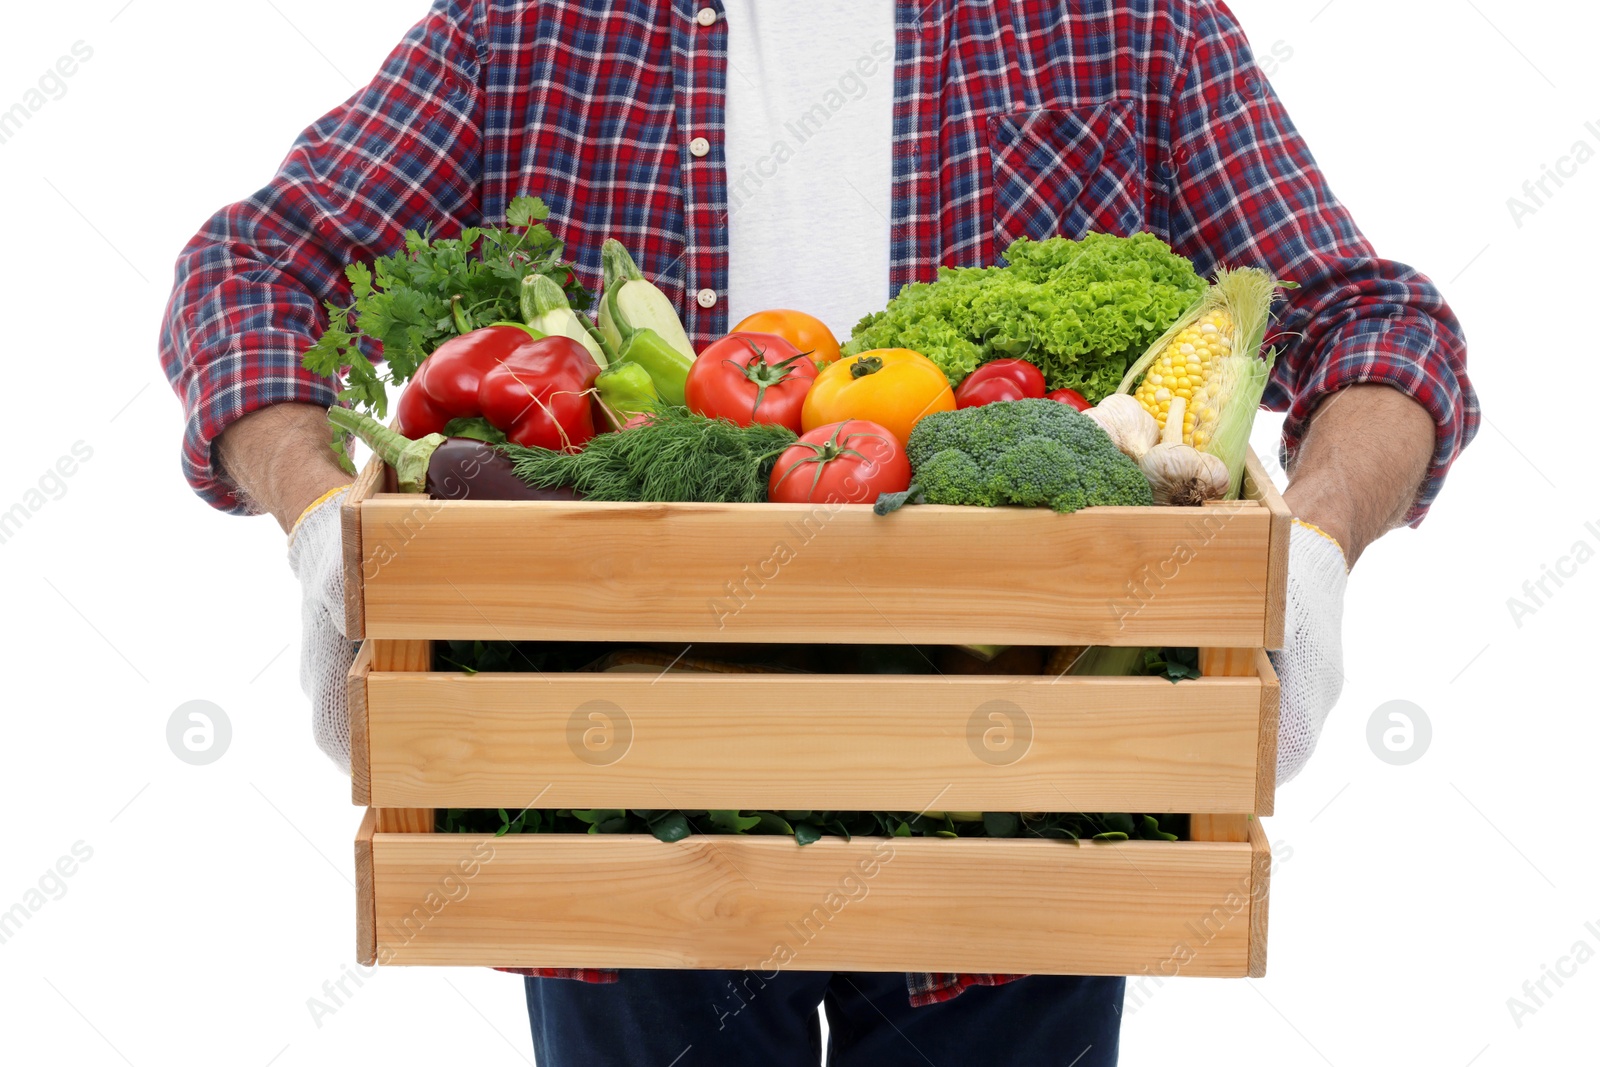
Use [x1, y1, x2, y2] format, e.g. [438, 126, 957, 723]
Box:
[1116, 268, 1281, 498]
[1128, 309, 1232, 448]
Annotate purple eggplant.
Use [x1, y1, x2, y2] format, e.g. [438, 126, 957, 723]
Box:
[327, 407, 580, 501]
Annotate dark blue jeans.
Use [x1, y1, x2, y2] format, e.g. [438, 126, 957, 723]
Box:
[525, 969, 1123, 1065]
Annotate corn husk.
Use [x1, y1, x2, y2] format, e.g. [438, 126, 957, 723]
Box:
[1117, 268, 1282, 498]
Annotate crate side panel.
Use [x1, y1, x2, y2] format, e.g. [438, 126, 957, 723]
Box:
[366, 673, 1265, 812]
[370, 835, 1255, 976]
[360, 501, 1271, 646]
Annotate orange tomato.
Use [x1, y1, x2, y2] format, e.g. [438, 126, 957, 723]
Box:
[732, 309, 842, 367]
[801, 348, 956, 446]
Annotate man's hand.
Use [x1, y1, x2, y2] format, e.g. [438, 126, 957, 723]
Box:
[219, 403, 356, 771]
[216, 403, 354, 532]
[1272, 383, 1435, 782]
[287, 488, 356, 772]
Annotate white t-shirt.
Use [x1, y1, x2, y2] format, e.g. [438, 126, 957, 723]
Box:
[722, 2, 895, 341]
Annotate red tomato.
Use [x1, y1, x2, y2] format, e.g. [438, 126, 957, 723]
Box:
[686, 332, 819, 430]
[954, 358, 1047, 408]
[1046, 387, 1092, 411]
[767, 420, 911, 505]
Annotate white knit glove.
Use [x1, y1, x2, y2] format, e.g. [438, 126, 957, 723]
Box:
[1269, 519, 1350, 785]
[287, 487, 356, 774]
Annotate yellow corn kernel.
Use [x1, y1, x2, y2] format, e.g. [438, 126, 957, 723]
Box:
[1132, 309, 1233, 446]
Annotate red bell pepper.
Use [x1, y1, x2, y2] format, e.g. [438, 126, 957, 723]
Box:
[954, 358, 1047, 408]
[393, 325, 600, 451]
[1046, 387, 1091, 411]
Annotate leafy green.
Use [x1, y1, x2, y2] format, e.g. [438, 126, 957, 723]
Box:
[301, 196, 589, 467]
[1144, 647, 1203, 683]
[874, 398, 1152, 515]
[845, 232, 1206, 400]
[504, 405, 796, 503]
[1064, 646, 1202, 681]
[437, 808, 1187, 845]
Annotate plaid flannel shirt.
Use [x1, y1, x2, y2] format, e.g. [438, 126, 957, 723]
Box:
[159, 0, 1477, 1006]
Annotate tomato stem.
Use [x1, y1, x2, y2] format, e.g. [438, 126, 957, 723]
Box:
[849, 355, 884, 379]
[729, 337, 812, 415]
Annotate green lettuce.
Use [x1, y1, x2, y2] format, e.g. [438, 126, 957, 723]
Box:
[844, 232, 1207, 401]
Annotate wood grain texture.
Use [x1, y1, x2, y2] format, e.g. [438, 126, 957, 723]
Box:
[341, 458, 386, 642]
[1189, 814, 1252, 843]
[364, 672, 1269, 812]
[1248, 816, 1272, 978]
[365, 638, 434, 840]
[375, 809, 435, 833]
[1243, 450, 1291, 650]
[367, 834, 1255, 974]
[355, 809, 376, 966]
[1200, 647, 1255, 679]
[358, 498, 1272, 646]
[348, 642, 373, 807]
[369, 639, 432, 672]
[1200, 647, 1277, 817]
[1253, 648, 1280, 816]
[363, 646, 432, 825]
[366, 640, 434, 830]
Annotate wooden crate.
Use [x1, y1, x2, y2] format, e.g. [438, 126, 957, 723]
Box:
[342, 452, 1289, 978]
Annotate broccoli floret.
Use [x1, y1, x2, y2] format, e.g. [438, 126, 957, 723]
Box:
[876, 399, 1152, 515]
[991, 435, 1078, 506]
[920, 449, 1001, 507]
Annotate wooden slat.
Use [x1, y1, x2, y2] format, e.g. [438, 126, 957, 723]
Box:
[355, 809, 376, 966]
[1253, 648, 1280, 815]
[348, 642, 374, 807]
[1199, 647, 1255, 678]
[365, 672, 1268, 812]
[369, 639, 432, 673]
[359, 499, 1273, 646]
[376, 809, 435, 833]
[1194, 649, 1258, 842]
[341, 457, 386, 642]
[1243, 450, 1291, 650]
[1189, 814, 1251, 843]
[368, 641, 433, 833]
[1248, 816, 1272, 978]
[1200, 644, 1273, 817]
[368, 834, 1255, 974]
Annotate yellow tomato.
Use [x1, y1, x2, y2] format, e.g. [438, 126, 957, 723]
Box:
[733, 309, 842, 367]
[801, 348, 956, 446]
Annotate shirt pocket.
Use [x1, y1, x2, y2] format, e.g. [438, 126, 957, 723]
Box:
[987, 100, 1144, 256]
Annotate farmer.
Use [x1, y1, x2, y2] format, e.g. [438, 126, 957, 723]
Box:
[160, 2, 1476, 1063]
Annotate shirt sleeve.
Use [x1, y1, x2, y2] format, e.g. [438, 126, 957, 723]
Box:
[1161, 0, 1478, 525]
[158, 0, 486, 512]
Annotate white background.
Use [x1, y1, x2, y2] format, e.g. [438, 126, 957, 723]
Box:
[0, 1, 1593, 1065]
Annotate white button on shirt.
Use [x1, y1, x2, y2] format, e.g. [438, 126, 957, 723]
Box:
[689, 137, 710, 158]
[696, 288, 718, 308]
[695, 7, 717, 27]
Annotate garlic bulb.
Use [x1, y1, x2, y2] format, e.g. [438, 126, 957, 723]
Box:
[1084, 393, 1161, 461]
[1138, 397, 1230, 506]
